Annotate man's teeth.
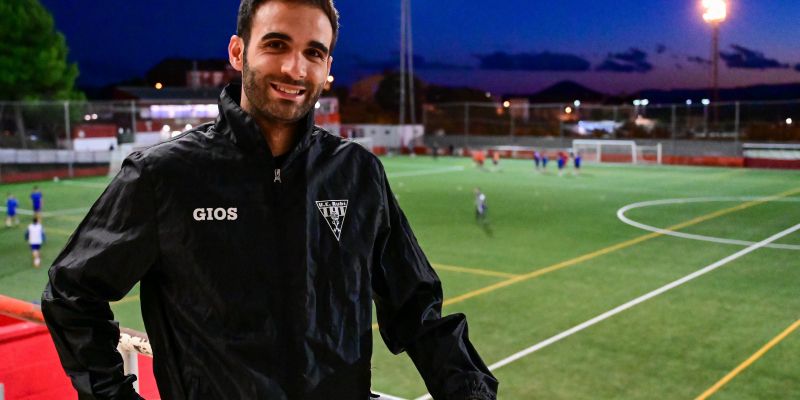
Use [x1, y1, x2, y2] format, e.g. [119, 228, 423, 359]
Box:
[276, 85, 301, 95]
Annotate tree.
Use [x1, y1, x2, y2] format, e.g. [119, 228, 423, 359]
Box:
[0, 0, 83, 147]
[0, 0, 81, 100]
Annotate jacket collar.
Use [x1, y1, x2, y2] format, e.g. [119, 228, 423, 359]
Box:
[215, 83, 317, 160]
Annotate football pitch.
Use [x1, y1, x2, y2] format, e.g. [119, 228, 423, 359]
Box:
[1, 156, 799, 399]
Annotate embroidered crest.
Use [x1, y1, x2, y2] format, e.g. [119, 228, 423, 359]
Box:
[316, 200, 348, 241]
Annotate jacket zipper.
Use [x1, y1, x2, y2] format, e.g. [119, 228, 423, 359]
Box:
[274, 168, 281, 183]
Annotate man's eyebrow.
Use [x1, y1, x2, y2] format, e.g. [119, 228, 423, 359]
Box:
[308, 41, 330, 57]
[259, 32, 292, 43]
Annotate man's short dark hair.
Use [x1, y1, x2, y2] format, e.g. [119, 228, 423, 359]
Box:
[237, 0, 340, 54]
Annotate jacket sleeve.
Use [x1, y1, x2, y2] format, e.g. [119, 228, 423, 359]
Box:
[41, 153, 159, 400]
[372, 170, 498, 400]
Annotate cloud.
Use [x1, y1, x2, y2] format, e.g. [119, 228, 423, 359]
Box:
[687, 56, 711, 66]
[596, 48, 653, 73]
[656, 44, 667, 54]
[350, 55, 470, 71]
[719, 45, 789, 69]
[475, 51, 591, 71]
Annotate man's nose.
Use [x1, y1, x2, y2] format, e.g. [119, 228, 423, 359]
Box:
[281, 52, 307, 81]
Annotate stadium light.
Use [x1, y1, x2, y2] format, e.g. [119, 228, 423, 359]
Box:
[702, 0, 726, 129]
[327, 75, 334, 83]
[686, 99, 693, 105]
[701, 98, 711, 105]
[565, 106, 573, 114]
[83, 115, 91, 121]
[787, 118, 794, 125]
[503, 101, 510, 108]
[155, 82, 163, 90]
[573, 100, 581, 107]
[633, 100, 641, 106]
[184, 124, 193, 130]
[485, 92, 492, 98]
[641, 99, 650, 106]
[702, 0, 727, 23]
[315, 101, 321, 109]
[91, 114, 98, 120]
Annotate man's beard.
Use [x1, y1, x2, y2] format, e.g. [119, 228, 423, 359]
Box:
[242, 57, 323, 124]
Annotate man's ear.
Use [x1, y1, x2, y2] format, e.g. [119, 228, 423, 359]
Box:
[229, 35, 245, 72]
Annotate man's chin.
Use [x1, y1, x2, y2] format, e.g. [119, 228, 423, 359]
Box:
[262, 105, 309, 123]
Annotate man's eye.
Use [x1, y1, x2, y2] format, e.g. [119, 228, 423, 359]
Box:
[266, 41, 285, 50]
[306, 49, 324, 59]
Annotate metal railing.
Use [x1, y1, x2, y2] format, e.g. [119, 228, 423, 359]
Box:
[0, 294, 151, 394]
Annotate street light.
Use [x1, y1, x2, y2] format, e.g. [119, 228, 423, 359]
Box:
[702, 0, 727, 131]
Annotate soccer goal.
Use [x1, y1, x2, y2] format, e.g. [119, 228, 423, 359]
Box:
[572, 139, 662, 165]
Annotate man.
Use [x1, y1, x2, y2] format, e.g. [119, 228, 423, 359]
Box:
[5, 193, 18, 227]
[30, 186, 43, 218]
[474, 188, 487, 223]
[557, 151, 568, 177]
[42, 1, 498, 399]
[573, 151, 582, 175]
[25, 216, 45, 267]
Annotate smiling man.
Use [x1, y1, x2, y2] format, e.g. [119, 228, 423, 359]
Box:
[42, 1, 498, 399]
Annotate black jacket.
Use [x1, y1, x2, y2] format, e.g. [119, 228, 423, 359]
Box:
[42, 84, 498, 400]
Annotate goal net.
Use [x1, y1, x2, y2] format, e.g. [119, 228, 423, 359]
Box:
[572, 139, 662, 165]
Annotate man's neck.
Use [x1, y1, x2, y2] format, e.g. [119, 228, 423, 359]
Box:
[240, 93, 300, 157]
[254, 118, 297, 157]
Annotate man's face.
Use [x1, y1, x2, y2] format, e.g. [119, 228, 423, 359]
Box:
[235, 1, 333, 124]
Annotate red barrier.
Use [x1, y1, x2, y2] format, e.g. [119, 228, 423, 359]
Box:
[744, 158, 800, 170]
[0, 296, 159, 399]
[663, 155, 744, 168]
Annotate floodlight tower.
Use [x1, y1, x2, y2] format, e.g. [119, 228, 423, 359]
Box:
[399, 0, 416, 126]
[702, 0, 727, 128]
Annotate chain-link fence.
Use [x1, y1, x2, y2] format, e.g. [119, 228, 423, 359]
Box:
[423, 100, 800, 148]
[0, 100, 218, 150]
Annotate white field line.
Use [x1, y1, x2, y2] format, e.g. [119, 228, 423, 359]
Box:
[487, 222, 800, 371]
[617, 197, 800, 251]
[413, 222, 800, 400]
[59, 180, 109, 189]
[387, 166, 464, 178]
[372, 391, 408, 400]
[0, 207, 89, 217]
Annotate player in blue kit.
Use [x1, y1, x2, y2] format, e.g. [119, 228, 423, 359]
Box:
[533, 150, 541, 171]
[6, 194, 19, 227]
[573, 151, 582, 175]
[557, 151, 568, 176]
[30, 186, 43, 219]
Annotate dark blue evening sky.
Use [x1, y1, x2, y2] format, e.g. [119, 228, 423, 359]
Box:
[42, 0, 800, 95]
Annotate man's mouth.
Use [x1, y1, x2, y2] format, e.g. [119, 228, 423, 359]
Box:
[270, 82, 306, 98]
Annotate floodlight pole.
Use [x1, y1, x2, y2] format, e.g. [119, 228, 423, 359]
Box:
[711, 22, 720, 130]
[399, 0, 406, 126]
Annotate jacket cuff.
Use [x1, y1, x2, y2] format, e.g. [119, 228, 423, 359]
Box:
[452, 380, 496, 400]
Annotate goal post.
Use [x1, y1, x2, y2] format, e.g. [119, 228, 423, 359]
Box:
[572, 139, 661, 165]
